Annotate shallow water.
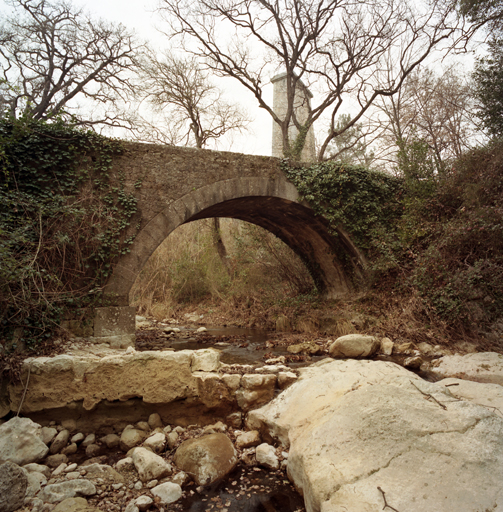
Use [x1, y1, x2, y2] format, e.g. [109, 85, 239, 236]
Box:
[138, 325, 322, 367]
[174, 464, 305, 512]
[138, 325, 436, 378]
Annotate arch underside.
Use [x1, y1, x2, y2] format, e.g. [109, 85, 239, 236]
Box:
[104, 177, 367, 305]
[187, 196, 358, 296]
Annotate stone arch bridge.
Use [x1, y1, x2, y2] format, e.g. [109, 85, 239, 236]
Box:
[92, 142, 367, 345]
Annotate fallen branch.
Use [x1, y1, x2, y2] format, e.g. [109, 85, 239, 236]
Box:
[378, 486, 400, 512]
[16, 364, 31, 416]
[410, 381, 447, 410]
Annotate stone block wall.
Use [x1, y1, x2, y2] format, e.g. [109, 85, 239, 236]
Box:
[271, 72, 316, 161]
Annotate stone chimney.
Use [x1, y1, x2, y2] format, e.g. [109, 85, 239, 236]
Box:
[271, 72, 316, 161]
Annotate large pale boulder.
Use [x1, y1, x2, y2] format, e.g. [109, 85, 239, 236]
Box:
[0, 417, 49, 465]
[247, 358, 503, 512]
[437, 377, 503, 412]
[0, 461, 28, 512]
[174, 433, 237, 486]
[131, 447, 172, 482]
[328, 334, 379, 358]
[430, 352, 503, 385]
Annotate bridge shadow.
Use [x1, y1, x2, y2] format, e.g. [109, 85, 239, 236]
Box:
[104, 176, 367, 307]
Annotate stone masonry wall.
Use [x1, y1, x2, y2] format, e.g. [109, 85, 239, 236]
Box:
[271, 73, 316, 161]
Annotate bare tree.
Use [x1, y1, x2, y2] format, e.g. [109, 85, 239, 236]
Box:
[375, 66, 481, 170]
[326, 114, 379, 166]
[159, 0, 479, 161]
[137, 52, 249, 273]
[0, 0, 144, 128]
[139, 52, 249, 149]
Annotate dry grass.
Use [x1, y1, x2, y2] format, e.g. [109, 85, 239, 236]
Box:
[130, 217, 501, 352]
[130, 218, 315, 322]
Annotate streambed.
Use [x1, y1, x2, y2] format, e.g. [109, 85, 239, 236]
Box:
[135, 323, 439, 380]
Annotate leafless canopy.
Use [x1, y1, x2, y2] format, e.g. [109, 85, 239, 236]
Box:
[0, 0, 144, 127]
[138, 53, 249, 148]
[376, 66, 482, 168]
[159, 0, 479, 160]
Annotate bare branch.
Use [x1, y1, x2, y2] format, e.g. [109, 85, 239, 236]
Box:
[0, 0, 145, 128]
[136, 51, 249, 148]
[158, 0, 482, 160]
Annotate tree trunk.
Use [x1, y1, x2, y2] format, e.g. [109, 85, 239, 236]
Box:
[212, 218, 231, 276]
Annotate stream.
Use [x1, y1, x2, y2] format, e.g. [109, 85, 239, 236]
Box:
[132, 323, 439, 511]
[136, 324, 439, 379]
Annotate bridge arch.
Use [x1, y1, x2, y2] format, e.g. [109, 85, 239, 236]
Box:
[104, 175, 367, 306]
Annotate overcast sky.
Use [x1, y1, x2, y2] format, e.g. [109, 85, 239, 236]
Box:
[73, 0, 273, 155]
[1, 0, 482, 157]
[0, 0, 272, 155]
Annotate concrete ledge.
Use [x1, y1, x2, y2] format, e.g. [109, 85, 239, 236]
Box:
[4, 349, 288, 430]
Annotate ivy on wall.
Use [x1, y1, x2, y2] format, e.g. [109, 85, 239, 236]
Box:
[0, 118, 140, 349]
[281, 159, 404, 262]
[282, 150, 503, 329]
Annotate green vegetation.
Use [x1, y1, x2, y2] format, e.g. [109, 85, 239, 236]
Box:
[0, 118, 139, 349]
[282, 160, 403, 250]
[473, 39, 503, 139]
[407, 143, 503, 325]
[282, 141, 503, 333]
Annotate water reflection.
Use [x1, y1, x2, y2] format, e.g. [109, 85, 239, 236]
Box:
[178, 465, 305, 512]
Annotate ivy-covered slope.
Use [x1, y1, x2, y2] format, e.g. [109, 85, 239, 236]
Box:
[0, 119, 139, 349]
[283, 152, 503, 335]
[282, 159, 404, 261]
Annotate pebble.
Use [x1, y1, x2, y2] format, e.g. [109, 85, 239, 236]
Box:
[135, 495, 153, 510]
[82, 434, 96, 448]
[52, 463, 67, 476]
[71, 433, 85, 444]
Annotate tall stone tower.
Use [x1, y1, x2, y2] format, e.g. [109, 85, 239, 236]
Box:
[271, 72, 316, 162]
